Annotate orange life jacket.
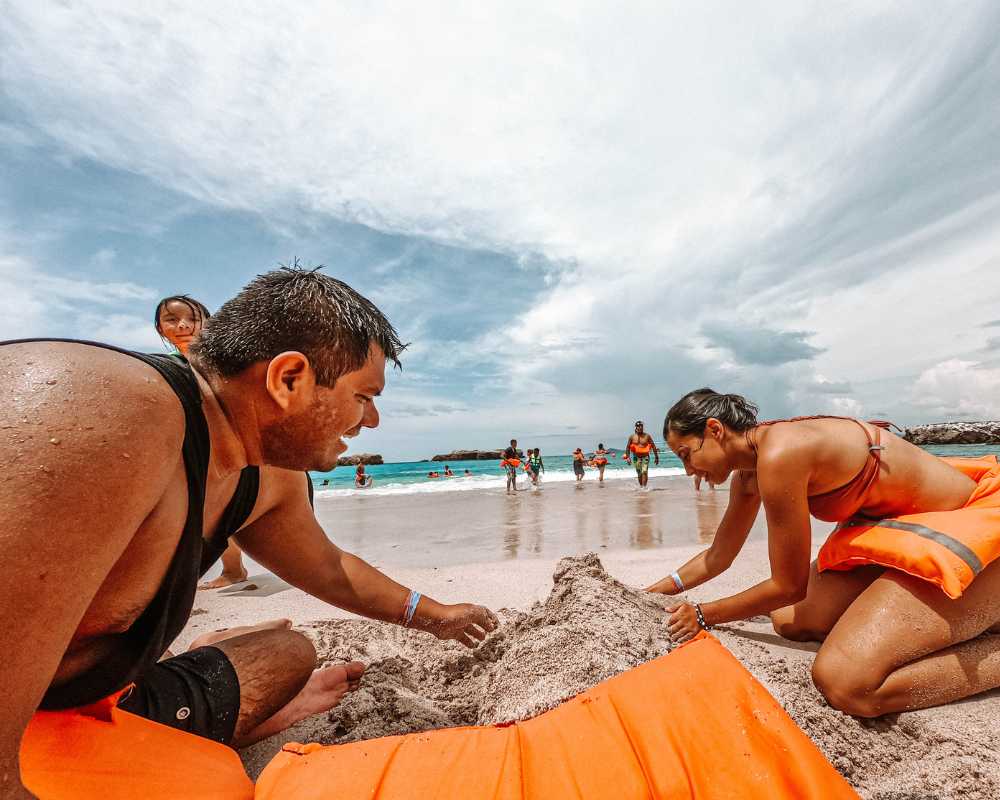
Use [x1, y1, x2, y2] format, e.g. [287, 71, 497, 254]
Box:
[20, 692, 253, 799]
[255, 633, 858, 800]
[500, 458, 521, 469]
[818, 455, 1000, 598]
[630, 441, 652, 456]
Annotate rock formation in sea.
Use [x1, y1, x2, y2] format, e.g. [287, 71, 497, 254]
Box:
[903, 421, 1000, 445]
[336, 453, 384, 466]
[431, 449, 524, 461]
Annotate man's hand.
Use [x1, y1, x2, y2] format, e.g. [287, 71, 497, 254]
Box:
[666, 602, 701, 643]
[654, 455, 660, 466]
[644, 576, 681, 595]
[422, 603, 499, 648]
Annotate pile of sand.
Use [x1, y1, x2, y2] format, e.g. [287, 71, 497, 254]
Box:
[241, 553, 1000, 799]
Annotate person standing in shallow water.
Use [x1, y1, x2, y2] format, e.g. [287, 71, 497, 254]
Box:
[502, 438, 521, 493]
[591, 443, 610, 483]
[624, 421, 659, 488]
[573, 448, 586, 482]
[155, 295, 250, 591]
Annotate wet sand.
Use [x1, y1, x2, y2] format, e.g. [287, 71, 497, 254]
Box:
[183, 476, 1000, 799]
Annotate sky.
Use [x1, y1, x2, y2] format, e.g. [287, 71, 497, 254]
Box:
[2, 1, 1000, 461]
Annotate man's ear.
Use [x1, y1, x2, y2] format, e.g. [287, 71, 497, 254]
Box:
[265, 352, 315, 410]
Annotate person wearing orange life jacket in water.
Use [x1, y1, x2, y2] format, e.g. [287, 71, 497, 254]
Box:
[590, 443, 610, 483]
[501, 439, 522, 493]
[624, 420, 659, 488]
[646, 387, 1000, 718]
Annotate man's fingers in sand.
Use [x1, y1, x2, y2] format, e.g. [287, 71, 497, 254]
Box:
[465, 624, 487, 642]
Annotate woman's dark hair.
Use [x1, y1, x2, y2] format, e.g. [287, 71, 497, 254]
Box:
[190, 264, 406, 386]
[664, 387, 759, 438]
[154, 295, 211, 335]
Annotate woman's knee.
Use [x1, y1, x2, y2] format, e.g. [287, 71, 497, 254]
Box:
[811, 648, 881, 718]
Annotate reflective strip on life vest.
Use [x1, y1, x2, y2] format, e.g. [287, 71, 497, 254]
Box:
[836, 517, 984, 576]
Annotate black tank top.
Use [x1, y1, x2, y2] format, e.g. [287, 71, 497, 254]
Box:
[2, 339, 263, 709]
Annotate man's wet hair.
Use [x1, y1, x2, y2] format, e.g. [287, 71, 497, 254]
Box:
[191, 264, 405, 386]
[664, 387, 759, 438]
[154, 295, 211, 335]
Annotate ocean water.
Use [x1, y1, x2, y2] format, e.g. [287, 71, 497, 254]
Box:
[311, 443, 1000, 498]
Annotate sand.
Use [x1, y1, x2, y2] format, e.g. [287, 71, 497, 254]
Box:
[185, 480, 1000, 799]
[233, 553, 1000, 798]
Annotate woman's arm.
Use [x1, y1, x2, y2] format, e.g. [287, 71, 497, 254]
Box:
[646, 471, 761, 593]
[667, 449, 814, 639]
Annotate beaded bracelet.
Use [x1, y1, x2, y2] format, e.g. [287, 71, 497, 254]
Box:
[693, 602, 713, 631]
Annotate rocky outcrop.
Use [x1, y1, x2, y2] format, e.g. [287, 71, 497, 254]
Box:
[336, 453, 384, 466]
[903, 421, 1000, 445]
[431, 449, 523, 462]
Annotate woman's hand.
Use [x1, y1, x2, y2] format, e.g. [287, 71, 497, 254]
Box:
[666, 602, 701, 643]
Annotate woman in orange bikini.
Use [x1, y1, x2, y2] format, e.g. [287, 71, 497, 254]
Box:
[646, 387, 1000, 716]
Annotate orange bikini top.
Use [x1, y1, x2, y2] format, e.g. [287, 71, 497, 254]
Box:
[744, 416, 884, 523]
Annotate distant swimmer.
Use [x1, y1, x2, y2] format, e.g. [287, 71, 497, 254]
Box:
[502, 439, 521, 493]
[590, 443, 610, 483]
[427, 471, 441, 479]
[527, 448, 544, 485]
[464, 469, 473, 476]
[647, 387, 1000, 718]
[624, 420, 659, 488]
[444, 465, 454, 477]
[573, 448, 586, 482]
[355, 463, 374, 488]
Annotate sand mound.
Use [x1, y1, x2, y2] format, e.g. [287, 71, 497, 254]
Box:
[241, 553, 999, 798]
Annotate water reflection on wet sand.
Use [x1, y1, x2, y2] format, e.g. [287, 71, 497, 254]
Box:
[316, 476, 769, 569]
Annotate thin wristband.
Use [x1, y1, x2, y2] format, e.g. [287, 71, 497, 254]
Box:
[402, 591, 422, 627]
[670, 571, 685, 592]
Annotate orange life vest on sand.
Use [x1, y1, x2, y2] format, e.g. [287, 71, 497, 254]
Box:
[20, 691, 253, 799]
[630, 441, 652, 456]
[819, 455, 1000, 599]
[255, 633, 858, 800]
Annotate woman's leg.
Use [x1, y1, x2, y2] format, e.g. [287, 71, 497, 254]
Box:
[199, 542, 248, 590]
[811, 557, 1000, 717]
[771, 560, 884, 641]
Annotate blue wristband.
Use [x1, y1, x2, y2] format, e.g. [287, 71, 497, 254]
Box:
[670, 571, 685, 592]
[403, 591, 422, 627]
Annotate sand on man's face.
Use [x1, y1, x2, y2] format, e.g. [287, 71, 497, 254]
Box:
[240, 554, 1000, 800]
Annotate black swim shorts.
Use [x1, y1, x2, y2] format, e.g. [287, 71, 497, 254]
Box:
[117, 645, 241, 744]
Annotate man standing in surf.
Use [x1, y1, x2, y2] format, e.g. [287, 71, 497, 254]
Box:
[624, 420, 660, 488]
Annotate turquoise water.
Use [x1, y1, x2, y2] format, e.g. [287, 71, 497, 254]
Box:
[310, 443, 1000, 497]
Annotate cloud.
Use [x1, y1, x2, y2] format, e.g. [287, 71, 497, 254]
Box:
[701, 321, 824, 366]
[3, 2, 1000, 456]
[911, 359, 1000, 420]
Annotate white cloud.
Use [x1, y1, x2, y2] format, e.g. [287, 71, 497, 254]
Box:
[911, 360, 1000, 420]
[3, 0, 1000, 444]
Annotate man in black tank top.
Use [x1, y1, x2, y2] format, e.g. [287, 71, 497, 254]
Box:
[1, 267, 499, 797]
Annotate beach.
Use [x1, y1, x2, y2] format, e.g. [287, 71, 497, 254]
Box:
[184, 471, 1000, 800]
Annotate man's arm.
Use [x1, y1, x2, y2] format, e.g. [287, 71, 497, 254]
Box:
[236, 470, 498, 648]
[0, 352, 181, 798]
[649, 437, 660, 465]
[623, 437, 632, 462]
